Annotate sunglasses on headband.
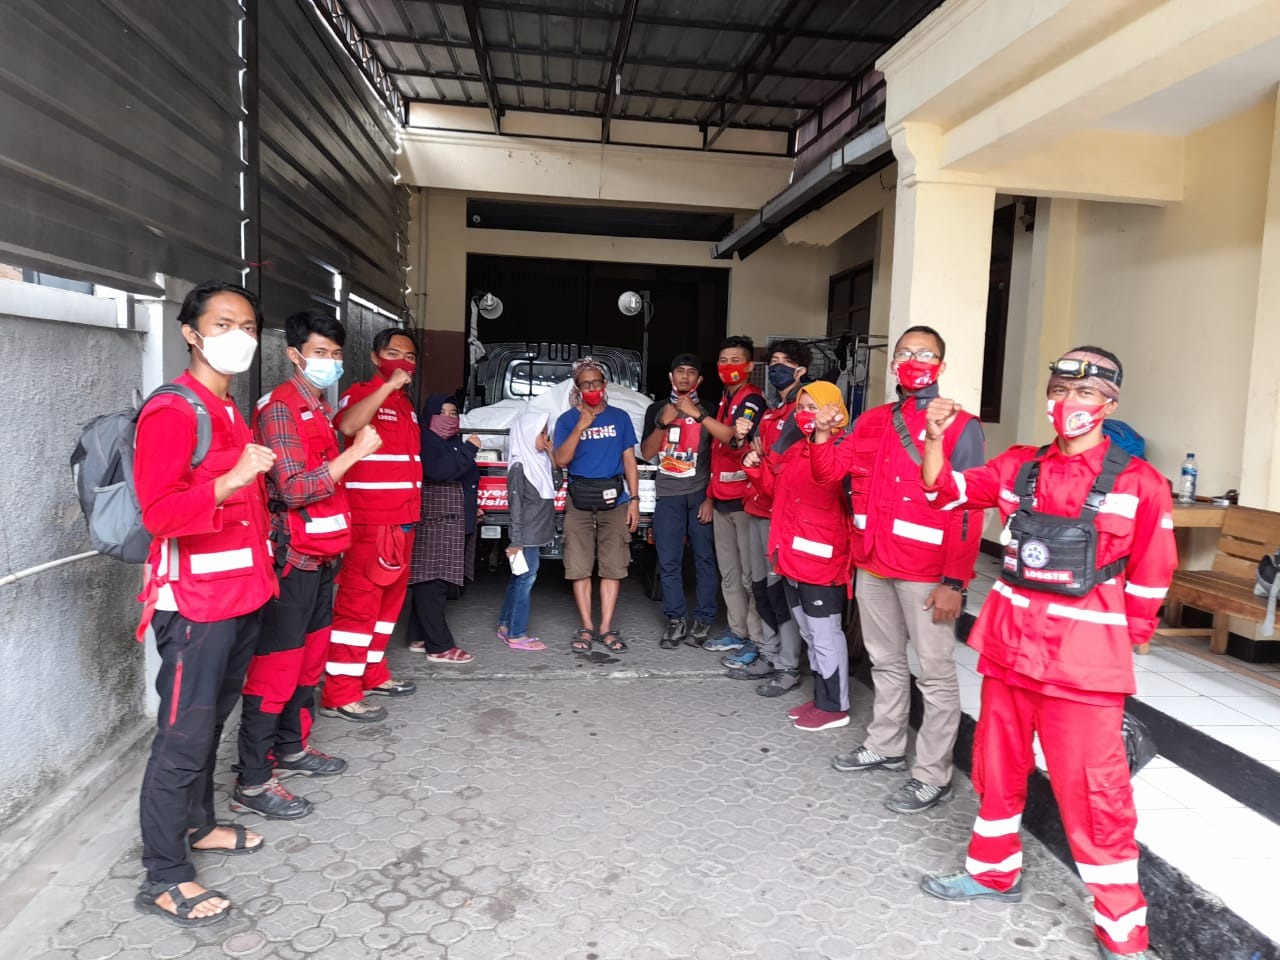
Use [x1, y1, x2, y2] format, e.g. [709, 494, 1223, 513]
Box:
[1048, 358, 1122, 386]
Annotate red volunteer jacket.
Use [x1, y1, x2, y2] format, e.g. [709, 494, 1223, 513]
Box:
[744, 432, 854, 587]
[925, 438, 1177, 699]
[252, 376, 352, 560]
[744, 399, 795, 518]
[134, 371, 277, 626]
[708, 385, 765, 503]
[810, 396, 984, 585]
[334, 375, 422, 526]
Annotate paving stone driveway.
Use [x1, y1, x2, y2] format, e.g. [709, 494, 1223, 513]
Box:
[15, 574, 1106, 960]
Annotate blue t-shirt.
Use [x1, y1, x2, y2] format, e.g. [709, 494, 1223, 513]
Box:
[553, 406, 638, 503]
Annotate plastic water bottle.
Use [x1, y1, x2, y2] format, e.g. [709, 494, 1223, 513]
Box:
[1178, 453, 1198, 503]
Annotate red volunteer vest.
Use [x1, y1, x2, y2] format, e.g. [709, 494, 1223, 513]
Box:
[335, 377, 422, 525]
[848, 399, 977, 579]
[253, 379, 352, 558]
[139, 374, 277, 627]
[744, 399, 795, 518]
[708, 386, 764, 502]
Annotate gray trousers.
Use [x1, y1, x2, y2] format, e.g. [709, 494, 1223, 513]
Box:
[785, 579, 849, 712]
[746, 514, 801, 671]
[856, 569, 962, 786]
[712, 508, 762, 642]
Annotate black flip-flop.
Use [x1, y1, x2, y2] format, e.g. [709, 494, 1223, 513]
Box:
[598, 630, 627, 652]
[189, 822, 263, 856]
[134, 883, 231, 927]
[571, 628, 596, 652]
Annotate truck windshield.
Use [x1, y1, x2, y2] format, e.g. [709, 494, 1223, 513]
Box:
[507, 360, 570, 398]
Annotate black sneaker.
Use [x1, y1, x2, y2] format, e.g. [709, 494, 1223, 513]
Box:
[274, 746, 348, 778]
[756, 669, 800, 697]
[832, 745, 907, 772]
[885, 778, 952, 814]
[231, 778, 313, 820]
[366, 677, 417, 697]
[660, 618, 687, 649]
[684, 620, 712, 647]
[319, 700, 388, 723]
[726, 657, 775, 680]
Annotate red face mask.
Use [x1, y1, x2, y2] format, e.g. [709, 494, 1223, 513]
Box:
[895, 359, 940, 391]
[1047, 398, 1108, 439]
[580, 389, 605, 408]
[718, 361, 751, 386]
[794, 410, 818, 436]
[377, 358, 415, 384]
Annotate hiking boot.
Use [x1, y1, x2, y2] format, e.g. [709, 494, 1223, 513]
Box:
[885, 778, 952, 814]
[703, 632, 746, 652]
[274, 746, 348, 778]
[757, 669, 800, 697]
[685, 620, 713, 647]
[1096, 944, 1149, 960]
[920, 870, 1023, 903]
[231, 778, 313, 820]
[726, 657, 775, 680]
[720, 642, 759, 668]
[660, 618, 687, 649]
[320, 699, 387, 724]
[832, 745, 907, 773]
[366, 677, 417, 697]
[793, 708, 850, 732]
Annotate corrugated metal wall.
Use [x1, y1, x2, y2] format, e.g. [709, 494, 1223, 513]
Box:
[257, 0, 408, 321]
[0, 0, 244, 292]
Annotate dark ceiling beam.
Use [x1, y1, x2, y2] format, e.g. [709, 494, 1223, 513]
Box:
[411, 1, 894, 43]
[599, 0, 640, 143]
[364, 33, 851, 83]
[705, 0, 822, 149]
[461, 0, 503, 132]
[390, 68, 819, 112]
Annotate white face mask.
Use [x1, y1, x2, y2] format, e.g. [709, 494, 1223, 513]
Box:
[295, 353, 343, 389]
[197, 328, 258, 375]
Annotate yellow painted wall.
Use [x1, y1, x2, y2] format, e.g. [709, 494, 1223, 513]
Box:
[1068, 100, 1274, 497]
[418, 189, 878, 351]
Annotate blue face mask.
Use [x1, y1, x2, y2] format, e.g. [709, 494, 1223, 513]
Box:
[767, 363, 798, 392]
[299, 355, 343, 389]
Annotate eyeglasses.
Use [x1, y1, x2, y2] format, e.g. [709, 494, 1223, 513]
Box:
[1049, 358, 1121, 385]
[577, 379, 605, 390]
[893, 349, 939, 363]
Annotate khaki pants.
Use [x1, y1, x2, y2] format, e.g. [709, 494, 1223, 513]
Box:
[856, 569, 961, 786]
[712, 508, 762, 642]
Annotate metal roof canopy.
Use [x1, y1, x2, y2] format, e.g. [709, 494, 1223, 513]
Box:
[333, 0, 942, 145]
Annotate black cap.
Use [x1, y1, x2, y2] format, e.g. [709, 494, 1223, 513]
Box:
[670, 353, 702, 373]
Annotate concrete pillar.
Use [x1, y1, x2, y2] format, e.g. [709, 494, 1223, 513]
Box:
[886, 124, 996, 411]
[1240, 90, 1280, 509]
[867, 204, 896, 405]
[1016, 198, 1080, 445]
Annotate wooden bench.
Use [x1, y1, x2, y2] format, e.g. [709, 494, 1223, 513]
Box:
[1158, 505, 1280, 653]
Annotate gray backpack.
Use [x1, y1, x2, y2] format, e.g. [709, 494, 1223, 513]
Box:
[1257, 549, 1280, 639]
[71, 385, 211, 563]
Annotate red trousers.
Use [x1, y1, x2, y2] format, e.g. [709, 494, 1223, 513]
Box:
[323, 525, 413, 708]
[967, 676, 1147, 955]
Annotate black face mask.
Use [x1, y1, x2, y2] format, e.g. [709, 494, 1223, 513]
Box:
[767, 363, 798, 392]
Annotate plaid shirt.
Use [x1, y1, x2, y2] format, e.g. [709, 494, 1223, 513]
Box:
[255, 373, 338, 571]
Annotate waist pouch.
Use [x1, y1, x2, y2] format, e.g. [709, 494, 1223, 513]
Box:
[568, 475, 623, 512]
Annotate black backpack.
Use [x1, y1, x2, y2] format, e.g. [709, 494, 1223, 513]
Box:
[71, 385, 212, 563]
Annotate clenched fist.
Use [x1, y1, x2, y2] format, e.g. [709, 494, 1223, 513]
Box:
[227, 443, 275, 489]
[351, 424, 383, 459]
[925, 398, 962, 440]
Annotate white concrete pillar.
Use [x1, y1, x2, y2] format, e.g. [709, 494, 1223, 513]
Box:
[1240, 90, 1280, 509]
[867, 204, 896, 405]
[886, 126, 996, 412]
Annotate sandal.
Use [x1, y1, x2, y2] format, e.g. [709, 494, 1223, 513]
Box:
[408, 640, 425, 653]
[134, 881, 231, 927]
[505, 635, 547, 651]
[571, 628, 595, 652]
[598, 630, 627, 652]
[189, 823, 262, 856]
[497, 625, 510, 641]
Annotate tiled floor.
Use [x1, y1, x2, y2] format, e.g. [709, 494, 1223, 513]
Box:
[948, 554, 1280, 944]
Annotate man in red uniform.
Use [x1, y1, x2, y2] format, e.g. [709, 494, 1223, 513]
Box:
[701, 335, 766, 655]
[233, 310, 384, 819]
[727, 339, 812, 695]
[321, 329, 422, 722]
[133, 281, 277, 926]
[919, 347, 1176, 960]
[810, 325, 985, 814]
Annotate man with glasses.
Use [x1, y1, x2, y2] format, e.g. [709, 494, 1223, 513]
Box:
[810, 325, 984, 812]
[917, 347, 1175, 960]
